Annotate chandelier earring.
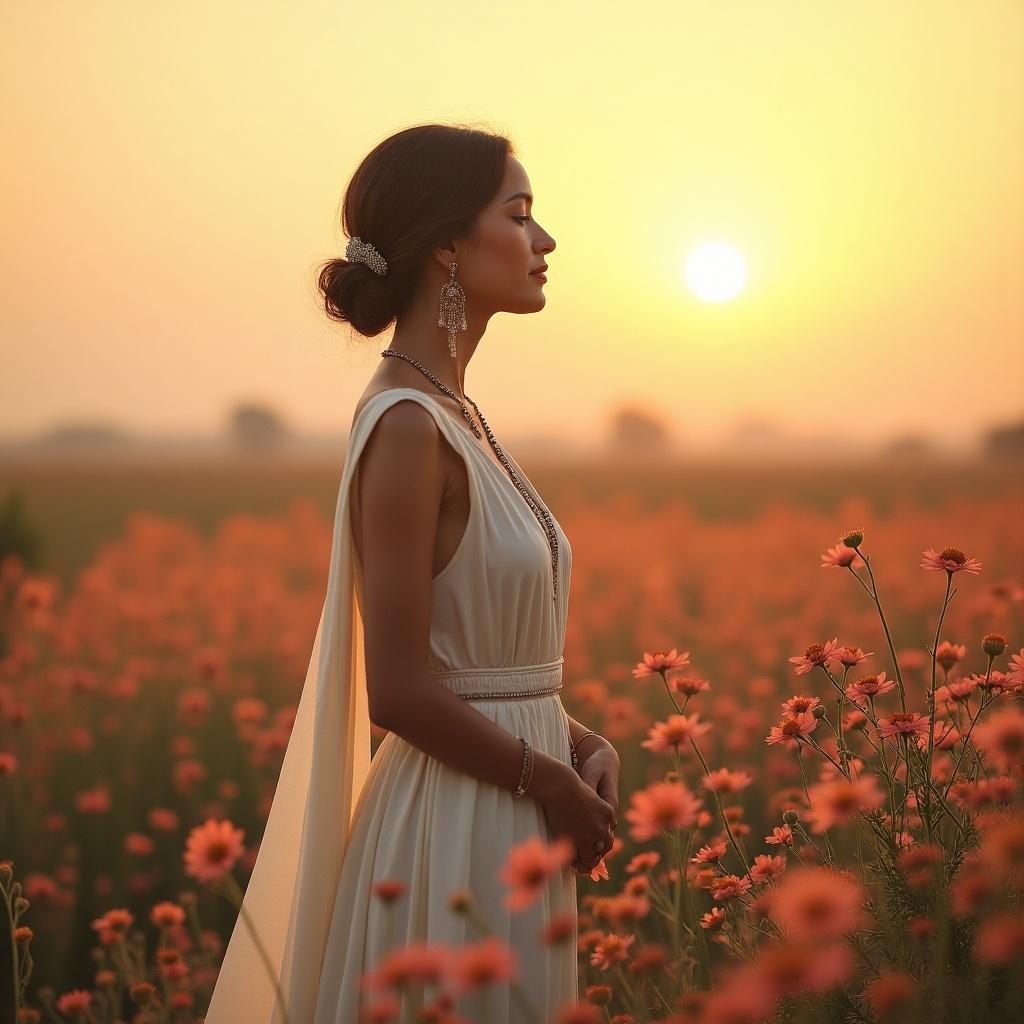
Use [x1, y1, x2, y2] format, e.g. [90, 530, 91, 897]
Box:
[438, 261, 468, 358]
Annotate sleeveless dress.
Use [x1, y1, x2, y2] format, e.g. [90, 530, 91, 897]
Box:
[202, 387, 579, 1024]
[312, 388, 579, 1022]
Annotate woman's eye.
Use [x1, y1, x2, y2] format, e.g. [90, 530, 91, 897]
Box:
[512, 215, 531, 224]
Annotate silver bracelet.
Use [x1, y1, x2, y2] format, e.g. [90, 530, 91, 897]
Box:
[513, 736, 533, 798]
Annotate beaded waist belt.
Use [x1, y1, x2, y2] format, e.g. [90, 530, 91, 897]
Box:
[429, 657, 564, 701]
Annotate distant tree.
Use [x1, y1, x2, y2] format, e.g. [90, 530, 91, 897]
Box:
[982, 417, 1024, 459]
[883, 434, 935, 460]
[608, 405, 671, 453]
[38, 422, 131, 448]
[227, 402, 290, 450]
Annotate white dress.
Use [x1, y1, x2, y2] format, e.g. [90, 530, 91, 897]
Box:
[203, 387, 578, 1024]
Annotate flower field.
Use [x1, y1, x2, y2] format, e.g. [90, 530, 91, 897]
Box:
[1, 472, 1022, 1023]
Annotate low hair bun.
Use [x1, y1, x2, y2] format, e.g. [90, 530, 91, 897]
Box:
[317, 257, 396, 338]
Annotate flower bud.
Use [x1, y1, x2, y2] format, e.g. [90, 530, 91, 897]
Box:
[812, 705, 826, 719]
[447, 888, 474, 914]
[982, 632, 1007, 658]
[782, 809, 800, 825]
[839, 528, 864, 548]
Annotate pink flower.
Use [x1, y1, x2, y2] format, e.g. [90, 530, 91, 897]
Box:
[641, 713, 711, 753]
[702, 768, 753, 794]
[632, 648, 691, 679]
[749, 854, 787, 884]
[836, 646, 873, 668]
[845, 671, 896, 702]
[878, 712, 930, 739]
[804, 776, 886, 833]
[624, 780, 703, 841]
[448, 936, 518, 993]
[820, 544, 857, 569]
[711, 873, 752, 901]
[692, 838, 728, 864]
[183, 819, 245, 885]
[765, 825, 794, 847]
[498, 835, 574, 911]
[936, 641, 968, 671]
[1006, 648, 1024, 689]
[769, 866, 865, 941]
[921, 547, 982, 575]
[782, 695, 822, 716]
[589, 931, 636, 970]
[788, 639, 842, 675]
[973, 707, 1024, 771]
[701, 907, 726, 930]
[766, 711, 819, 746]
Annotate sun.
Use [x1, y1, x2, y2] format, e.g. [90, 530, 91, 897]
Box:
[684, 242, 748, 302]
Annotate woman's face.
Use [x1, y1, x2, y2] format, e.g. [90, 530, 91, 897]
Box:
[455, 156, 556, 316]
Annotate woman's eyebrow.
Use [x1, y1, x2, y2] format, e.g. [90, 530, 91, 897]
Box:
[501, 191, 533, 204]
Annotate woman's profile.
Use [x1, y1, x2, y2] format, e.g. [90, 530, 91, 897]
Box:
[203, 122, 620, 1024]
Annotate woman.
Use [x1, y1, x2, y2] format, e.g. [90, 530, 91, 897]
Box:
[204, 123, 620, 1024]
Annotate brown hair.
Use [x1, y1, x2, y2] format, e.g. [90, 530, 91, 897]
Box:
[316, 122, 515, 338]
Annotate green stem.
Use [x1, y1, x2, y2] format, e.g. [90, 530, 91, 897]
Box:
[851, 552, 908, 713]
[923, 573, 955, 842]
[220, 873, 291, 1024]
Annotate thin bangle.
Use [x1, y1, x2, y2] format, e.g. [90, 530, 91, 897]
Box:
[572, 731, 603, 755]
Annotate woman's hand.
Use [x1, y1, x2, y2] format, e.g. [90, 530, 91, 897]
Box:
[572, 739, 620, 874]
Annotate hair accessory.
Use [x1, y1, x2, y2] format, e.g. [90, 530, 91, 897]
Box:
[438, 261, 468, 358]
[345, 235, 388, 276]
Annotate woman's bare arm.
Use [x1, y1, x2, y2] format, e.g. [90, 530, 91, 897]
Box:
[354, 399, 576, 804]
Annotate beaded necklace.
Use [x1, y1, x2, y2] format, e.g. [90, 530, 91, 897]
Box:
[379, 349, 559, 606]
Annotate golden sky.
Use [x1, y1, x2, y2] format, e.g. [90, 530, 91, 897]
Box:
[3, 1, 1022, 452]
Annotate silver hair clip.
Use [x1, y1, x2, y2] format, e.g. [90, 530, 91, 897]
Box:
[345, 235, 388, 276]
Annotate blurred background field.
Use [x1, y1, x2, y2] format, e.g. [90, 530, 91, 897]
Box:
[1, 448, 1022, 1011]
[1, 449, 1021, 590]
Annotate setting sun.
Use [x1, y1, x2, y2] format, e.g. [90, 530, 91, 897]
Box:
[684, 241, 749, 303]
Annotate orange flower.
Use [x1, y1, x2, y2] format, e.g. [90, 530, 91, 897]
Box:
[973, 706, 1024, 770]
[804, 776, 886, 833]
[749, 854, 787, 884]
[55, 990, 92, 1018]
[864, 970, 919, 1015]
[701, 907, 726, 930]
[781, 695, 822, 716]
[710, 874, 752, 901]
[766, 710, 818, 746]
[588, 930, 635, 970]
[878, 712, 930, 739]
[787, 639, 841, 675]
[920, 547, 982, 574]
[498, 835, 574, 911]
[975, 912, 1024, 965]
[623, 780, 703, 841]
[640, 713, 711, 753]
[448, 936, 518, 993]
[362, 941, 454, 991]
[820, 544, 857, 569]
[765, 825, 794, 847]
[702, 768, 752, 794]
[845, 671, 895, 701]
[632, 648, 691, 679]
[768, 866, 865, 942]
[935, 641, 968, 671]
[183, 818, 245, 884]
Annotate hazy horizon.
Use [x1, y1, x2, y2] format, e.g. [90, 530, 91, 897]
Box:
[3, 2, 1022, 450]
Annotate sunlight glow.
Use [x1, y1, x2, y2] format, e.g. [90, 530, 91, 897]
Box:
[684, 242, 749, 302]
